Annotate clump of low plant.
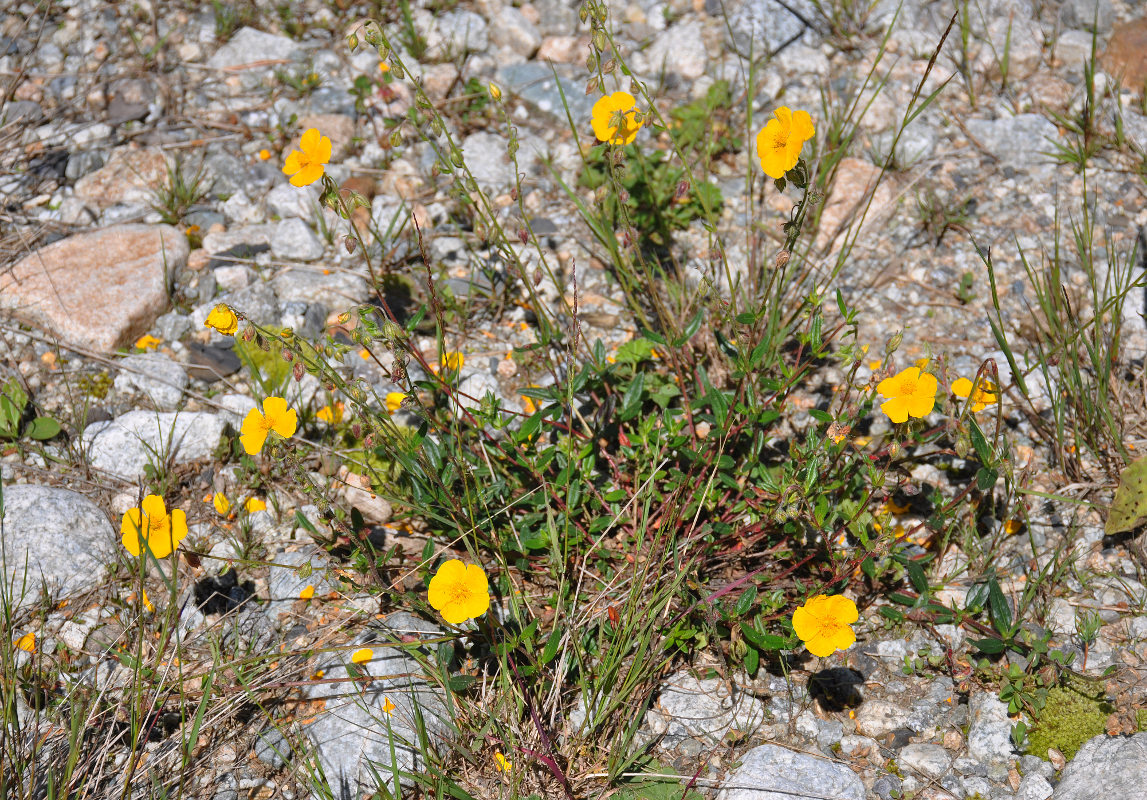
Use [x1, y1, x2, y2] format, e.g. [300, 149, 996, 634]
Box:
[1026, 684, 1111, 761]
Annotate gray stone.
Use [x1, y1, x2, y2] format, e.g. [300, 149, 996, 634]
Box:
[643, 20, 707, 80]
[0, 485, 116, 607]
[82, 410, 226, 480]
[1052, 733, 1147, 799]
[271, 268, 368, 315]
[715, 743, 864, 800]
[215, 393, 257, 429]
[254, 727, 291, 769]
[202, 225, 272, 256]
[489, 6, 541, 57]
[271, 218, 325, 261]
[855, 699, 913, 737]
[214, 264, 255, 291]
[194, 282, 279, 329]
[267, 549, 339, 623]
[266, 182, 319, 220]
[1018, 773, 1053, 800]
[455, 372, 507, 414]
[655, 670, 768, 744]
[873, 775, 902, 800]
[302, 612, 451, 798]
[278, 301, 326, 340]
[965, 114, 1059, 170]
[207, 27, 304, 70]
[114, 353, 188, 411]
[1059, 0, 1112, 34]
[461, 132, 512, 192]
[725, 0, 818, 56]
[153, 311, 192, 342]
[429, 10, 488, 58]
[967, 692, 1015, 767]
[496, 62, 594, 123]
[899, 743, 951, 778]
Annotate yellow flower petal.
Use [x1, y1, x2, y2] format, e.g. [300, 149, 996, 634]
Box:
[245, 497, 267, 513]
[262, 396, 298, 438]
[14, 632, 35, 652]
[494, 751, 511, 773]
[428, 560, 490, 625]
[290, 162, 324, 187]
[204, 304, 238, 335]
[351, 647, 373, 664]
[212, 492, 231, 515]
[382, 696, 396, 715]
[240, 407, 271, 455]
[951, 377, 973, 398]
[299, 584, 315, 600]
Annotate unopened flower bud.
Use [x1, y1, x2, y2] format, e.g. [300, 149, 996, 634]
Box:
[533, 267, 543, 285]
[675, 180, 689, 200]
[351, 423, 362, 438]
[518, 228, 529, 245]
[293, 361, 305, 381]
[345, 235, 357, 253]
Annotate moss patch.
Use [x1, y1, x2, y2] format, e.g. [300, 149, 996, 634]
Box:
[1027, 685, 1112, 761]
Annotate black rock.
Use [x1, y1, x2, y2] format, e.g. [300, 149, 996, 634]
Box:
[186, 342, 242, 382]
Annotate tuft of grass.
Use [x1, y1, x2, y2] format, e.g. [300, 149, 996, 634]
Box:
[151, 158, 207, 227]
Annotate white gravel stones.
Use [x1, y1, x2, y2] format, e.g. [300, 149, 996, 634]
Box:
[266, 182, 319, 220]
[965, 114, 1060, 170]
[271, 268, 369, 315]
[1018, 773, 1053, 800]
[1052, 732, 1147, 799]
[267, 549, 339, 622]
[82, 410, 226, 480]
[854, 699, 913, 737]
[899, 743, 952, 778]
[1, 485, 116, 607]
[966, 691, 1016, 767]
[460, 131, 512, 192]
[653, 670, 768, 744]
[207, 27, 305, 83]
[489, 6, 541, 57]
[114, 352, 188, 411]
[302, 612, 451, 797]
[642, 20, 707, 80]
[725, 0, 818, 55]
[715, 743, 864, 800]
[428, 10, 488, 57]
[271, 218, 325, 261]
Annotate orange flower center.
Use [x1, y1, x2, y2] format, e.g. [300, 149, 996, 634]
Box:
[145, 512, 169, 540]
[447, 582, 474, 607]
[772, 133, 789, 150]
[898, 378, 917, 396]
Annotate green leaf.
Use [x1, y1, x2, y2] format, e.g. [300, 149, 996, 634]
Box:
[809, 409, 833, 423]
[744, 646, 759, 676]
[740, 622, 786, 651]
[542, 628, 562, 664]
[735, 585, 758, 616]
[518, 409, 544, 441]
[447, 675, 477, 692]
[619, 372, 646, 422]
[970, 637, 1006, 654]
[26, 417, 60, 440]
[976, 466, 999, 491]
[967, 416, 994, 465]
[671, 309, 705, 347]
[906, 560, 929, 596]
[988, 578, 1013, 635]
[615, 337, 657, 363]
[1106, 456, 1147, 535]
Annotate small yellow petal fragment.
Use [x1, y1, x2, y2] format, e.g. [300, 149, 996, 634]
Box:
[299, 584, 315, 600]
[14, 632, 35, 652]
[351, 647, 373, 664]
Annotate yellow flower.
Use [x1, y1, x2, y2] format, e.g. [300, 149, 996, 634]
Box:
[427, 559, 490, 625]
[14, 632, 35, 652]
[444, 352, 464, 371]
[382, 696, 396, 716]
[591, 91, 643, 146]
[240, 396, 298, 455]
[379, 62, 390, 74]
[351, 647, 373, 664]
[258, 148, 271, 160]
[951, 376, 998, 413]
[792, 594, 859, 658]
[876, 366, 937, 424]
[204, 304, 239, 335]
[299, 584, 315, 600]
[385, 392, 405, 413]
[135, 334, 161, 350]
[245, 497, 267, 513]
[316, 401, 344, 424]
[756, 107, 816, 180]
[283, 127, 332, 187]
[489, 82, 502, 101]
[212, 492, 231, 515]
[494, 751, 512, 773]
[120, 494, 188, 559]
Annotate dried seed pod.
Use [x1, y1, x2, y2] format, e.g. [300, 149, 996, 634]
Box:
[293, 361, 305, 381]
[675, 180, 689, 199]
[533, 267, 543, 285]
[345, 235, 357, 253]
[774, 249, 790, 269]
[518, 228, 529, 245]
